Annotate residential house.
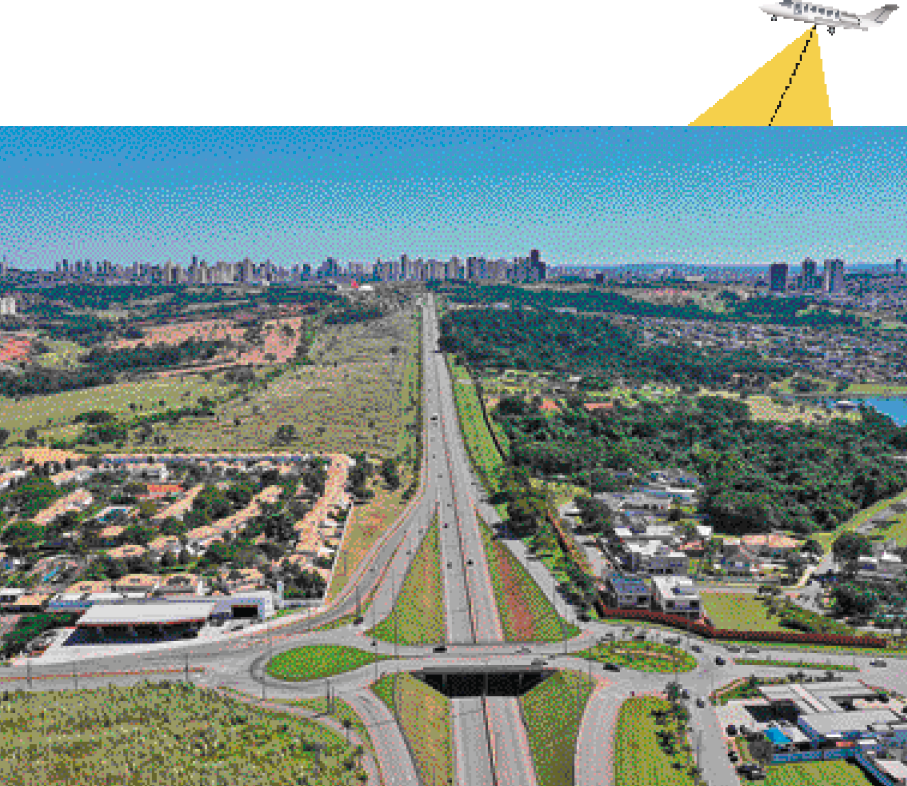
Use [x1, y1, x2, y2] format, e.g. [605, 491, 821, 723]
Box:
[624, 542, 690, 576]
[106, 544, 148, 561]
[147, 535, 182, 557]
[185, 526, 223, 552]
[217, 567, 265, 592]
[720, 538, 761, 578]
[64, 580, 112, 595]
[155, 573, 205, 596]
[602, 573, 652, 610]
[9, 591, 54, 612]
[49, 466, 95, 487]
[97, 525, 125, 546]
[113, 573, 160, 596]
[33, 488, 93, 526]
[651, 576, 702, 619]
[152, 484, 204, 522]
[141, 484, 185, 499]
[741, 533, 803, 560]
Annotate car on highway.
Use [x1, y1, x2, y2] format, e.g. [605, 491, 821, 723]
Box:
[691, 644, 702, 652]
[715, 656, 726, 665]
[681, 688, 690, 700]
[745, 647, 760, 654]
[726, 645, 741, 652]
[431, 413, 439, 422]
[602, 663, 621, 672]
[466, 559, 474, 566]
[447, 562, 452, 568]
[726, 724, 738, 736]
[871, 659, 887, 667]
[516, 646, 532, 654]
[433, 645, 447, 653]
[728, 750, 739, 762]
[696, 697, 706, 708]
[531, 658, 547, 666]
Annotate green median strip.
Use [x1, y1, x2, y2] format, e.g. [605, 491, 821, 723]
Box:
[734, 657, 858, 671]
[614, 696, 698, 786]
[520, 669, 596, 786]
[368, 517, 445, 645]
[266, 645, 395, 682]
[574, 640, 696, 673]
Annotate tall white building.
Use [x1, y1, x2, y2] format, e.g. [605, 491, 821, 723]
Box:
[0, 297, 16, 316]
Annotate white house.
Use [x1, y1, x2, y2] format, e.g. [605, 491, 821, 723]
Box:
[652, 576, 702, 618]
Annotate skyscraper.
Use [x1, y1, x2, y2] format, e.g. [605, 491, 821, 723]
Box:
[529, 249, 546, 282]
[769, 262, 788, 293]
[824, 258, 845, 294]
[897, 258, 903, 276]
[801, 257, 817, 289]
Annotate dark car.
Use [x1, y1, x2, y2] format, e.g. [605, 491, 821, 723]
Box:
[467, 559, 474, 566]
[715, 656, 726, 665]
[433, 645, 447, 653]
[726, 724, 738, 736]
[696, 697, 706, 708]
[447, 562, 452, 568]
[603, 663, 621, 672]
[691, 644, 702, 653]
[681, 688, 690, 700]
[728, 751, 739, 761]
[516, 646, 532, 654]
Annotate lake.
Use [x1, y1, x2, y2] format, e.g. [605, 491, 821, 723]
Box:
[818, 396, 907, 426]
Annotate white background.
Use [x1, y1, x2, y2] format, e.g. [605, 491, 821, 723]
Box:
[1, 0, 903, 125]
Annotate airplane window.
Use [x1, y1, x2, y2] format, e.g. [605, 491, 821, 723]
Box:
[794, 3, 802, 11]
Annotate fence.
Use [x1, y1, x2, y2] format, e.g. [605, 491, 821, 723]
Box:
[593, 605, 888, 649]
[772, 747, 853, 764]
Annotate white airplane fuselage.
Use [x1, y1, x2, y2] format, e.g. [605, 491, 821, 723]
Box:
[759, 1, 897, 30]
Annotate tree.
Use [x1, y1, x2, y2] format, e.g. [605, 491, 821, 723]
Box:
[380, 458, 401, 490]
[0, 428, 8, 447]
[832, 532, 872, 567]
[748, 735, 775, 769]
[24, 427, 38, 443]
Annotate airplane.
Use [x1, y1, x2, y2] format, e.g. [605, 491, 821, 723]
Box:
[759, 1, 898, 33]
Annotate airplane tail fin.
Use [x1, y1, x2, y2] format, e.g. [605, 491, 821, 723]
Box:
[860, 4, 898, 24]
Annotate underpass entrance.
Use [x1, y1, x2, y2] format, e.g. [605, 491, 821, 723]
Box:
[415, 666, 551, 698]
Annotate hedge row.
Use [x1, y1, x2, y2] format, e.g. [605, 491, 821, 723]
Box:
[594, 605, 887, 649]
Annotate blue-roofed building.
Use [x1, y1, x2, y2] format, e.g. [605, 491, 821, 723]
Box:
[602, 573, 651, 610]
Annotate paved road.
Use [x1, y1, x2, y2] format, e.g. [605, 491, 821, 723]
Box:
[451, 697, 495, 786]
[485, 696, 539, 786]
[347, 688, 421, 786]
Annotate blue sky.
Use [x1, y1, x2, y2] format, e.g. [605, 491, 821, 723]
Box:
[1, 127, 905, 270]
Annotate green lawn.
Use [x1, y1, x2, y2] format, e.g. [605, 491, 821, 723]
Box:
[574, 640, 696, 673]
[368, 519, 445, 645]
[872, 512, 907, 546]
[265, 645, 395, 682]
[479, 519, 579, 642]
[763, 760, 876, 786]
[520, 670, 596, 786]
[613, 696, 697, 786]
[702, 592, 787, 632]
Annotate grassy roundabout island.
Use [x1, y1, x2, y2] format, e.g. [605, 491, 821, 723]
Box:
[575, 640, 697, 673]
[266, 645, 395, 682]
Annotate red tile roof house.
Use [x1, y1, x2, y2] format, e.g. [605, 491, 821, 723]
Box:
[141, 484, 185, 499]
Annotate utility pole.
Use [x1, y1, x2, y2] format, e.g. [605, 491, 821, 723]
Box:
[73, 664, 78, 691]
[185, 649, 189, 683]
[26, 657, 32, 689]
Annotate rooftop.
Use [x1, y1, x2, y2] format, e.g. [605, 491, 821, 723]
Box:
[77, 601, 218, 626]
[606, 573, 650, 594]
[800, 709, 903, 737]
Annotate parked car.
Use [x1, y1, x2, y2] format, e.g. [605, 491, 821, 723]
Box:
[726, 724, 738, 736]
[728, 751, 739, 762]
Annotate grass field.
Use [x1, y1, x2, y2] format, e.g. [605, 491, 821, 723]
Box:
[869, 511, 907, 546]
[575, 640, 697, 673]
[0, 374, 235, 441]
[391, 673, 453, 786]
[265, 644, 394, 682]
[33, 337, 85, 369]
[284, 695, 382, 783]
[0, 681, 366, 786]
[480, 520, 580, 642]
[707, 391, 857, 426]
[762, 760, 876, 786]
[701, 592, 787, 632]
[369, 519, 445, 645]
[158, 310, 417, 455]
[613, 696, 697, 786]
[520, 670, 596, 786]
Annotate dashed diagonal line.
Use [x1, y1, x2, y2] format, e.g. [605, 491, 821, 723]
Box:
[769, 26, 816, 126]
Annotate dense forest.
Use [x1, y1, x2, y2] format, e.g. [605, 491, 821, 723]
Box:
[494, 394, 907, 536]
[439, 307, 785, 386]
[430, 281, 862, 329]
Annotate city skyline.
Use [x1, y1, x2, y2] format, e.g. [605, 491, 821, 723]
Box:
[1, 127, 906, 270]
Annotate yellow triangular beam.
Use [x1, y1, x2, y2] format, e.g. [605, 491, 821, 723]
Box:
[691, 28, 832, 126]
